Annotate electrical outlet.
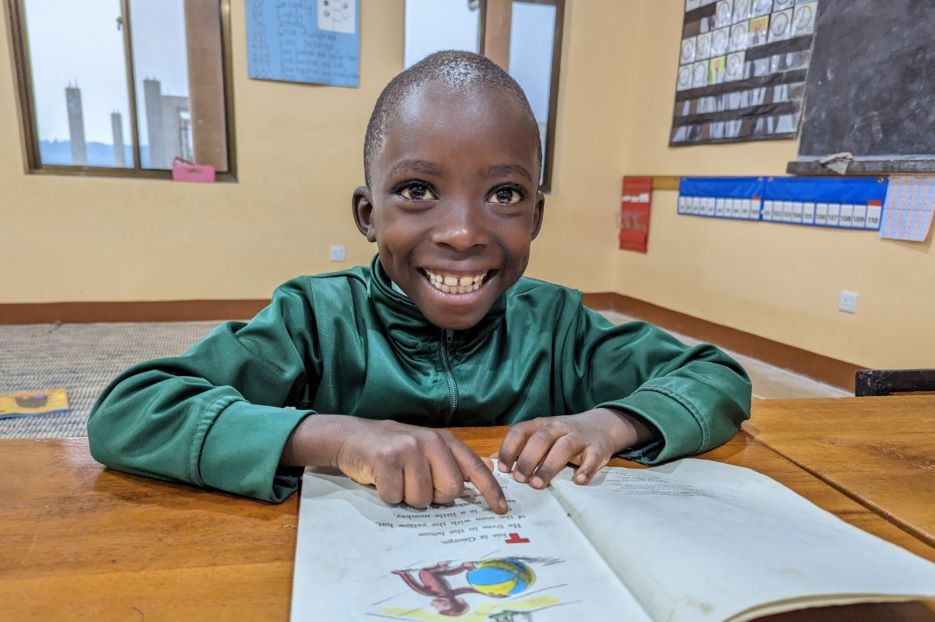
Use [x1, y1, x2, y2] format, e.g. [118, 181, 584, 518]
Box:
[329, 245, 346, 262]
[838, 290, 859, 314]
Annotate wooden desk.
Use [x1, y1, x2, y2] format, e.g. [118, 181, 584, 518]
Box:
[745, 395, 935, 548]
[1, 416, 933, 620]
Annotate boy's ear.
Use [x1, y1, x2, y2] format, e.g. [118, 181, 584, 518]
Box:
[530, 190, 545, 240]
[352, 186, 377, 242]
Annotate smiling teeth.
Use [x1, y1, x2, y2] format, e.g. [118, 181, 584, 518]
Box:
[424, 269, 487, 294]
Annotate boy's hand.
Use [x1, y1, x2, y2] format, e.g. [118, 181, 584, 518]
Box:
[283, 415, 508, 514]
[497, 408, 655, 489]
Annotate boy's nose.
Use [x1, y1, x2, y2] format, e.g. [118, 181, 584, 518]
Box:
[430, 202, 490, 251]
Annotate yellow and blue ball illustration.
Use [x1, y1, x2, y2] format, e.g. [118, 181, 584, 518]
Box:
[466, 558, 536, 597]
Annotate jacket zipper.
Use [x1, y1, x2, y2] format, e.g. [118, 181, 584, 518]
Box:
[439, 328, 459, 423]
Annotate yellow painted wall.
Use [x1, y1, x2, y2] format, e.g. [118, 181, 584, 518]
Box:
[615, 0, 935, 368]
[0, 0, 630, 302]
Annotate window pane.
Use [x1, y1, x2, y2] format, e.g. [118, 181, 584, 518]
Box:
[509, 1, 556, 181]
[130, 0, 228, 171]
[23, 0, 134, 168]
[405, 0, 480, 69]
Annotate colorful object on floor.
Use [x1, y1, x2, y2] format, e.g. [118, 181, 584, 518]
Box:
[0, 388, 70, 419]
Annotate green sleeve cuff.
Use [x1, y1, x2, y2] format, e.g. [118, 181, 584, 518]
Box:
[199, 400, 313, 502]
[598, 387, 705, 465]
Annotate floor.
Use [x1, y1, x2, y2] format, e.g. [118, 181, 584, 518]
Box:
[0, 313, 847, 439]
[600, 311, 849, 400]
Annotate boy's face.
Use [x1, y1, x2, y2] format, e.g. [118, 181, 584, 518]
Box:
[354, 82, 544, 330]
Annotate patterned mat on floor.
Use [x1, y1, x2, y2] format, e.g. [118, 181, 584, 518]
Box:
[0, 322, 221, 439]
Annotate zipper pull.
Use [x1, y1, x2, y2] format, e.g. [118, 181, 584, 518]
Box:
[445, 328, 453, 344]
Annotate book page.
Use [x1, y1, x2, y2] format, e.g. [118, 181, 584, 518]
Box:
[291, 468, 652, 622]
[549, 459, 935, 622]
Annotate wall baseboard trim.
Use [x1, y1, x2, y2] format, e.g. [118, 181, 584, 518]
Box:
[0, 294, 861, 391]
[0, 300, 269, 324]
[582, 293, 861, 392]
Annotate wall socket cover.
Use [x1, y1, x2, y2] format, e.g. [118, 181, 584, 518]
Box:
[329, 245, 347, 262]
[838, 290, 859, 314]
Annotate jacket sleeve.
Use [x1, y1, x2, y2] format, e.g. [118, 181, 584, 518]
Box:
[561, 304, 751, 464]
[87, 281, 321, 502]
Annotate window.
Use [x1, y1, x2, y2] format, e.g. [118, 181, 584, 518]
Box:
[502, 0, 563, 192]
[404, 0, 481, 69]
[7, 0, 235, 179]
[405, 0, 563, 191]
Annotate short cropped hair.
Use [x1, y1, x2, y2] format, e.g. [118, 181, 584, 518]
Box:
[364, 51, 542, 187]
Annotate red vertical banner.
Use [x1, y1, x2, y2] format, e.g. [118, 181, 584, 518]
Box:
[619, 176, 652, 253]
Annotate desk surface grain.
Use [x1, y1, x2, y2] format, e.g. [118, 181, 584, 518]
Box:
[745, 395, 935, 548]
[1, 416, 933, 621]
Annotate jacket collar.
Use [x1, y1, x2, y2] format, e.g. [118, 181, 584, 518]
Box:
[367, 254, 506, 351]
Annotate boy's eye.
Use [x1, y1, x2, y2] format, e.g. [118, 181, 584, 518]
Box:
[399, 183, 437, 201]
[488, 187, 523, 205]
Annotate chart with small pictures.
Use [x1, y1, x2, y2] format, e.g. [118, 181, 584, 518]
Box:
[671, 0, 818, 146]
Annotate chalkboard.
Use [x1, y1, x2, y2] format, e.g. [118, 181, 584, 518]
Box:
[789, 0, 935, 174]
[246, 0, 360, 88]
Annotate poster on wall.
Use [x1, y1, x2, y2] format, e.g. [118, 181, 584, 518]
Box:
[670, 0, 818, 146]
[246, 0, 360, 88]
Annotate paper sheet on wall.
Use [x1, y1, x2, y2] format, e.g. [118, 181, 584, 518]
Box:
[880, 176, 935, 241]
[246, 0, 360, 87]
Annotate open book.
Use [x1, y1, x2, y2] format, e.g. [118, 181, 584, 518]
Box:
[291, 459, 935, 621]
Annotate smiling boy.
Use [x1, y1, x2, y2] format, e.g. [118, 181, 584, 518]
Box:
[88, 52, 751, 514]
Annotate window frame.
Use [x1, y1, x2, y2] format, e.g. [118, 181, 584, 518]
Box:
[5, 0, 237, 180]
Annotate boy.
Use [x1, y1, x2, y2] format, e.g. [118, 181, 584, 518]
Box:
[88, 52, 751, 515]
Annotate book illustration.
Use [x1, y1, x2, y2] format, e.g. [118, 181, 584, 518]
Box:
[729, 23, 748, 52]
[767, 8, 792, 42]
[751, 0, 772, 17]
[748, 15, 769, 46]
[389, 557, 565, 619]
[715, 0, 733, 28]
[696, 32, 712, 61]
[791, 1, 816, 36]
[692, 61, 708, 89]
[732, 0, 751, 23]
[726, 52, 746, 81]
[708, 56, 727, 85]
[677, 66, 693, 91]
[710, 27, 730, 56]
[680, 36, 697, 64]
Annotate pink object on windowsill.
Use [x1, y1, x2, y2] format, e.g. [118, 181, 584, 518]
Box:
[171, 157, 216, 182]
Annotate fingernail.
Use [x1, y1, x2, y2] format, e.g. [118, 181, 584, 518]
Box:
[499, 499, 509, 513]
[498, 462, 510, 472]
[513, 471, 527, 483]
[530, 476, 544, 488]
[576, 473, 587, 484]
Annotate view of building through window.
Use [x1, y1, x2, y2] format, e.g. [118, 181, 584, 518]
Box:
[16, 0, 229, 174]
[403, 0, 562, 188]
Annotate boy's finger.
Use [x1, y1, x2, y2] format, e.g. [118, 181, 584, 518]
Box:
[424, 441, 465, 504]
[373, 464, 404, 505]
[573, 448, 605, 485]
[451, 440, 509, 514]
[481, 456, 496, 473]
[512, 427, 560, 483]
[403, 457, 434, 509]
[498, 422, 535, 472]
[528, 435, 582, 489]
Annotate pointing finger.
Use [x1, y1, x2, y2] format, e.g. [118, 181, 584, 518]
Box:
[450, 437, 509, 515]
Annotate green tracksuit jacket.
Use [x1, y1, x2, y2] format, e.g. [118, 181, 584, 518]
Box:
[88, 257, 751, 502]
